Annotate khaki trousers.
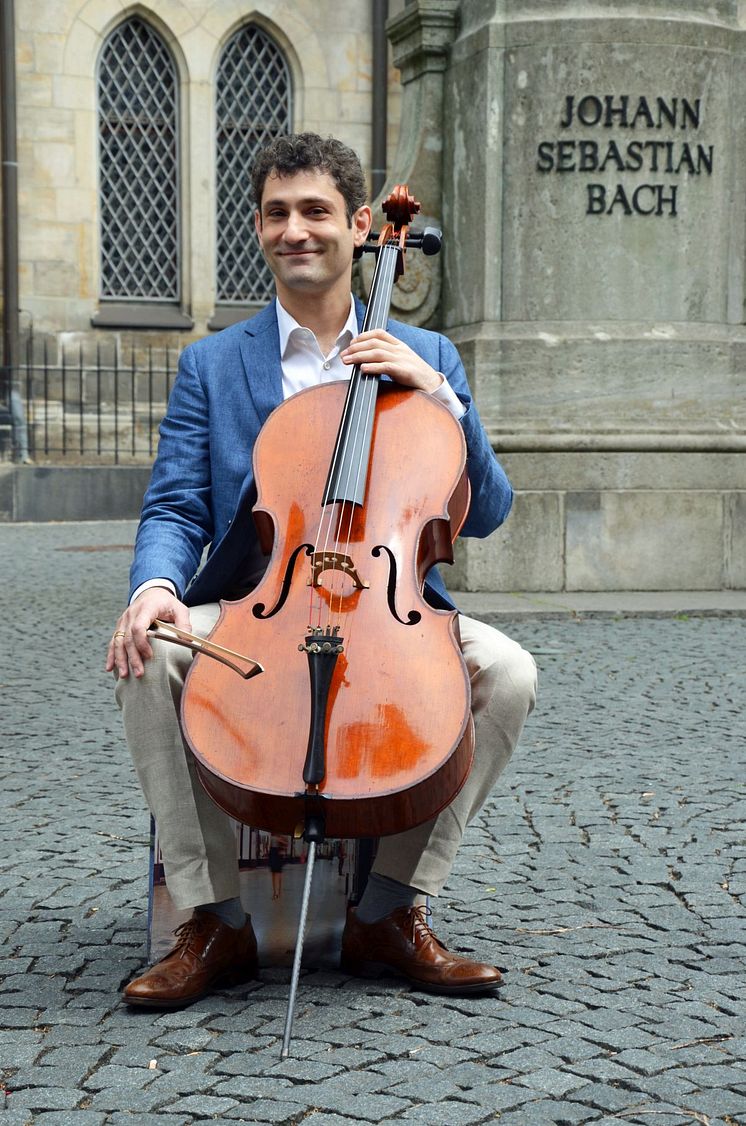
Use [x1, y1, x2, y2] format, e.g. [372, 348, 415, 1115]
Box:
[116, 605, 537, 908]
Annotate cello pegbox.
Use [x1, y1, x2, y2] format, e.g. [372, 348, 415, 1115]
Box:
[381, 184, 421, 229]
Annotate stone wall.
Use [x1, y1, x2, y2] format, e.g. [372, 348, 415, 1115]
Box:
[441, 0, 746, 591]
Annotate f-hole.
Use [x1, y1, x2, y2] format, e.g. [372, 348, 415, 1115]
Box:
[371, 545, 421, 626]
[252, 544, 314, 619]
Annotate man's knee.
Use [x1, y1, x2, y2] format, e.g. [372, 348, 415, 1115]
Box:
[113, 636, 189, 719]
[113, 604, 220, 711]
[508, 644, 538, 717]
[459, 616, 534, 706]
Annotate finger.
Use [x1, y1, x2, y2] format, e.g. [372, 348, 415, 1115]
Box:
[344, 356, 389, 372]
[134, 596, 191, 670]
[351, 329, 393, 344]
[110, 629, 132, 678]
[132, 595, 176, 653]
[342, 337, 397, 360]
[345, 333, 397, 351]
[143, 599, 191, 640]
[357, 361, 395, 376]
[343, 345, 396, 367]
[106, 624, 128, 673]
[123, 631, 145, 679]
[174, 604, 192, 633]
[129, 614, 155, 666]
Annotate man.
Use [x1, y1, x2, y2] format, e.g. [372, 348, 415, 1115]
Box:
[107, 133, 537, 1008]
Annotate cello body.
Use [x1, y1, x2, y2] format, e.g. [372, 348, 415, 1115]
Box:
[180, 378, 474, 840]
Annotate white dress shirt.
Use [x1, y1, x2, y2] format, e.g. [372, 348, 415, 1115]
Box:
[276, 296, 358, 398]
[276, 296, 465, 416]
[132, 296, 464, 603]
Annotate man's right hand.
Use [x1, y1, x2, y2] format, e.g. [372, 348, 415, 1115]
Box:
[106, 588, 191, 679]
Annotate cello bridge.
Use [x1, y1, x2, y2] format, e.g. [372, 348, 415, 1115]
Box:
[307, 551, 369, 591]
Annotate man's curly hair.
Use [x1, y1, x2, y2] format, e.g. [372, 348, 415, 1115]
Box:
[251, 133, 367, 224]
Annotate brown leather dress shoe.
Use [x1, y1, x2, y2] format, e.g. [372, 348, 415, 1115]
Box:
[340, 904, 502, 994]
[123, 910, 258, 1009]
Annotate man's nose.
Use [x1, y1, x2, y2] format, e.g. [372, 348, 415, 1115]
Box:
[284, 212, 310, 242]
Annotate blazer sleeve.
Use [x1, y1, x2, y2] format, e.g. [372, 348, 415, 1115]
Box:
[438, 333, 513, 538]
[128, 344, 214, 601]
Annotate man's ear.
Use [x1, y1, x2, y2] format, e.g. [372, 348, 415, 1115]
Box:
[254, 210, 263, 246]
[353, 204, 372, 246]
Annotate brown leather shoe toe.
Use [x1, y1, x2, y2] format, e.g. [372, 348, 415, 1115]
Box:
[340, 904, 502, 994]
[123, 910, 258, 1009]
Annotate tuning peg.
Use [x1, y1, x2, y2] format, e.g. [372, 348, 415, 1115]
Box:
[419, 227, 442, 255]
[353, 226, 444, 259]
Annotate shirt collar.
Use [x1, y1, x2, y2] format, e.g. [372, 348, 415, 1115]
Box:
[276, 296, 357, 358]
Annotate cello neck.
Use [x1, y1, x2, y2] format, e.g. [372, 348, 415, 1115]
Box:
[360, 242, 399, 332]
[322, 241, 400, 508]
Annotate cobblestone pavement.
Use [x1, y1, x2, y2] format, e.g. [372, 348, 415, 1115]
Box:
[2, 521, 745, 1126]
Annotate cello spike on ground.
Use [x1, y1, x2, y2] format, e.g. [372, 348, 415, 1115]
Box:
[280, 838, 317, 1058]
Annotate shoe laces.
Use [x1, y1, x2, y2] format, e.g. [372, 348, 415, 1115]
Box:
[170, 915, 209, 959]
[406, 904, 448, 951]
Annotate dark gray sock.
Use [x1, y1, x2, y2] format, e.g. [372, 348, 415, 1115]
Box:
[356, 873, 421, 924]
[197, 897, 246, 930]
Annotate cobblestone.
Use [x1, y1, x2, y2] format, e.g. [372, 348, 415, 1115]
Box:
[2, 521, 745, 1126]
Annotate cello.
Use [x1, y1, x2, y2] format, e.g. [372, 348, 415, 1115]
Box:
[152, 186, 474, 1052]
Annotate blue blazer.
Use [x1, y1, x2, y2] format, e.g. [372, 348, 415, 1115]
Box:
[130, 299, 513, 610]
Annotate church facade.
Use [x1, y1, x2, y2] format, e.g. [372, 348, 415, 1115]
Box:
[5, 0, 403, 339]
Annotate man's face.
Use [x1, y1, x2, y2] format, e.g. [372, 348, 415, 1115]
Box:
[254, 170, 371, 299]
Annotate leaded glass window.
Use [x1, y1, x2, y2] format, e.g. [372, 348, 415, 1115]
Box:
[216, 25, 292, 304]
[98, 18, 180, 301]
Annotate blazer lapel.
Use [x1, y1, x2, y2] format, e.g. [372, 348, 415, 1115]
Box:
[238, 301, 284, 427]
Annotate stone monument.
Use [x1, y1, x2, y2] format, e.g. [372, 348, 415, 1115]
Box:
[387, 0, 746, 591]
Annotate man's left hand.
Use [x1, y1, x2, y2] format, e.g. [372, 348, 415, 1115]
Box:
[341, 330, 443, 393]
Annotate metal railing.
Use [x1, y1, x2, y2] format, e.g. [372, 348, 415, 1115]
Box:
[2, 334, 177, 464]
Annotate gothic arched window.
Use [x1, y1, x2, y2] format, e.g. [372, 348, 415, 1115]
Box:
[97, 17, 180, 305]
[215, 25, 292, 308]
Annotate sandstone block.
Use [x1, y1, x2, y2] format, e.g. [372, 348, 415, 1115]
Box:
[566, 490, 723, 590]
[52, 75, 94, 111]
[451, 491, 564, 592]
[724, 492, 746, 588]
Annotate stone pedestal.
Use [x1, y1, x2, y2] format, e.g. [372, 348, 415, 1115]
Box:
[441, 0, 746, 590]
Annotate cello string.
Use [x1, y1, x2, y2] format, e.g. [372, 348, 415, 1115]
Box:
[309, 319, 369, 628]
[315, 243, 390, 629]
[324, 367, 367, 628]
[317, 362, 366, 627]
[336, 241, 398, 617]
[314, 247, 384, 522]
[331, 243, 394, 624]
[308, 219, 404, 633]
